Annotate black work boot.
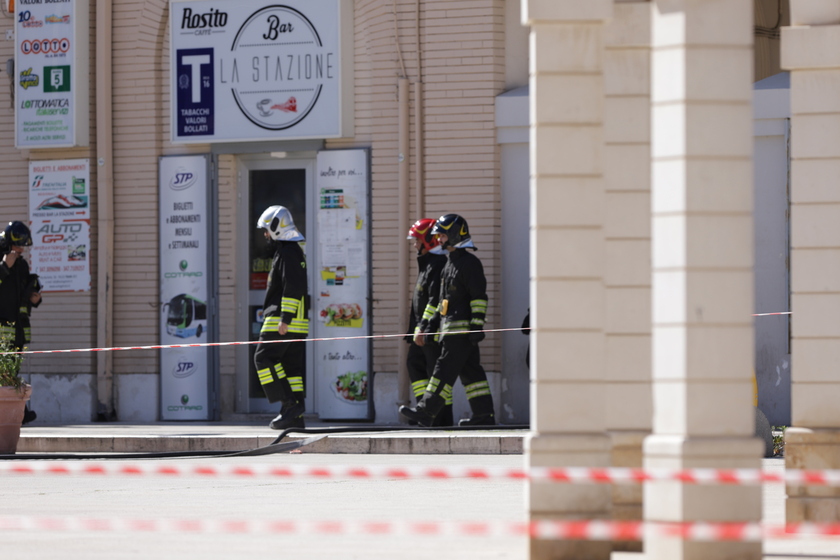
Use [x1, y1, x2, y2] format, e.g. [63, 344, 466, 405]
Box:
[432, 404, 454, 427]
[458, 413, 495, 427]
[269, 400, 305, 430]
[399, 405, 436, 427]
[21, 406, 36, 426]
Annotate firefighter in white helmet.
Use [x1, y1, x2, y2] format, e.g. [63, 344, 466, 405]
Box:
[254, 206, 309, 430]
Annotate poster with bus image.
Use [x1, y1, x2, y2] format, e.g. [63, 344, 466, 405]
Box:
[158, 155, 216, 420]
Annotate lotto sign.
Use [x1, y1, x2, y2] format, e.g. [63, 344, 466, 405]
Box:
[170, 0, 354, 143]
[15, 0, 89, 148]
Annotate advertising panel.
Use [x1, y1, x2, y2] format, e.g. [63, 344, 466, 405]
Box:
[313, 149, 370, 419]
[28, 159, 90, 292]
[159, 155, 214, 420]
[15, 0, 89, 148]
[170, 0, 353, 144]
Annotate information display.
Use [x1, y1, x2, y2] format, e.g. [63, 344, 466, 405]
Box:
[158, 155, 215, 420]
[28, 159, 90, 292]
[15, 0, 89, 148]
[312, 149, 370, 420]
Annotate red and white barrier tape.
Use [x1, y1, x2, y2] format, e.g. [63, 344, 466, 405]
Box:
[1, 310, 790, 355]
[1, 462, 838, 487]
[753, 312, 792, 317]
[0, 516, 838, 540]
[2, 327, 527, 356]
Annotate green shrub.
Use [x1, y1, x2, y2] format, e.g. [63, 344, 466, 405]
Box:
[0, 327, 23, 390]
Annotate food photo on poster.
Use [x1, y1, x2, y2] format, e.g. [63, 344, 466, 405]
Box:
[332, 370, 368, 404]
[318, 302, 363, 327]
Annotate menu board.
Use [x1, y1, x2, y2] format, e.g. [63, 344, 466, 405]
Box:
[313, 149, 370, 419]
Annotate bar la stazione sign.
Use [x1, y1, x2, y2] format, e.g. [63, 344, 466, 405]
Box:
[170, 0, 354, 143]
[15, 0, 89, 148]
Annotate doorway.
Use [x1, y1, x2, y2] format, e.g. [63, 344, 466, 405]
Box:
[236, 155, 317, 415]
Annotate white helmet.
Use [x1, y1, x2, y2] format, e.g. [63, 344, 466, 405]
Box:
[257, 205, 304, 242]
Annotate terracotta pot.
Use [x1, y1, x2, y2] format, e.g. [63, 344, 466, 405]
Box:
[0, 384, 32, 454]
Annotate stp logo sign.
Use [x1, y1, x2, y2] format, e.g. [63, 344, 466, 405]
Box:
[172, 361, 197, 379]
[169, 168, 197, 191]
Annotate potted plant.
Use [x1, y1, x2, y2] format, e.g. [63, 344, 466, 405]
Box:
[0, 328, 31, 454]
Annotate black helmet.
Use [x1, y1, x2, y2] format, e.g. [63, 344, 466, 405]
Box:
[431, 214, 475, 250]
[2, 221, 32, 247]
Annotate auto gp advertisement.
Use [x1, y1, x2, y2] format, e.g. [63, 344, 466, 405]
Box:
[28, 159, 90, 292]
[169, 0, 352, 143]
[313, 149, 370, 419]
[15, 0, 89, 148]
[159, 155, 212, 420]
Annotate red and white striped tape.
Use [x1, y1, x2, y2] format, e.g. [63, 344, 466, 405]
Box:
[0, 516, 838, 541]
[2, 310, 790, 355]
[2, 327, 527, 356]
[2, 462, 838, 487]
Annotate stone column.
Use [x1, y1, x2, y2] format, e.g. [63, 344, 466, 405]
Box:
[781, 0, 840, 522]
[644, 1, 762, 559]
[523, 1, 612, 559]
[603, 2, 653, 552]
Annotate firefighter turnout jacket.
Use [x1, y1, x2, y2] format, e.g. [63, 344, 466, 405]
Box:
[408, 251, 447, 337]
[421, 248, 487, 339]
[261, 241, 308, 337]
[0, 255, 39, 348]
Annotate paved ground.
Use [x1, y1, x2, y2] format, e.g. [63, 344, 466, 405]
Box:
[1, 425, 839, 559]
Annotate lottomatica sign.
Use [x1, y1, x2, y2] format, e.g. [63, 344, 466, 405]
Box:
[169, 0, 354, 144]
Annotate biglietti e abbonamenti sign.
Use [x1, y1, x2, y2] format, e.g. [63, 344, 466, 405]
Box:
[169, 0, 354, 144]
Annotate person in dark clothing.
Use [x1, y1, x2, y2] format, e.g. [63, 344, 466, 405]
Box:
[253, 206, 309, 430]
[404, 218, 451, 426]
[0, 221, 42, 425]
[400, 213, 496, 427]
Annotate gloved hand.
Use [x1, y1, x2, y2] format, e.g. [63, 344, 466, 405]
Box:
[468, 330, 485, 346]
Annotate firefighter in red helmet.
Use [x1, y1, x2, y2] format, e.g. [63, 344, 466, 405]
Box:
[401, 214, 495, 426]
[404, 219, 451, 426]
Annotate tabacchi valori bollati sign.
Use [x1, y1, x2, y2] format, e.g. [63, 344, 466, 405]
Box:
[15, 0, 90, 148]
[169, 0, 354, 143]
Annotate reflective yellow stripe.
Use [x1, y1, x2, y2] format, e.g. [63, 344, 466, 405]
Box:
[280, 297, 300, 315]
[288, 376, 304, 393]
[18, 306, 28, 315]
[422, 303, 436, 321]
[411, 379, 428, 398]
[258, 365, 286, 386]
[465, 381, 491, 399]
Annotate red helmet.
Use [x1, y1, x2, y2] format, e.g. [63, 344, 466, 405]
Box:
[407, 219, 440, 253]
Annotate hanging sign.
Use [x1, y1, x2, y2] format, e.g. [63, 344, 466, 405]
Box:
[159, 155, 213, 420]
[15, 0, 89, 148]
[169, 0, 354, 143]
[313, 149, 370, 420]
[28, 159, 91, 292]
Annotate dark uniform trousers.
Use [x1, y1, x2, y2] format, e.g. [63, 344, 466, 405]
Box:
[407, 339, 454, 426]
[419, 335, 493, 419]
[254, 327, 305, 405]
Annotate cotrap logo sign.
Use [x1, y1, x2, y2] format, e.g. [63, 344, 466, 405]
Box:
[170, 0, 348, 143]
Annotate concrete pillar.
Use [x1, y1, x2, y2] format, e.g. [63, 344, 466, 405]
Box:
[603, 3, 653, 552]
[781, 0, 840, 522]
[644, 1, 762, 559]
[523, 1, 612, 558]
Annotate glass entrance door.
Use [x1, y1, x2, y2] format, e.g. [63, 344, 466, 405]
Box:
[237, 156, 315, 415]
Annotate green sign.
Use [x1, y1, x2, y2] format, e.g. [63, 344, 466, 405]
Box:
[44, 66, 71, 93]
